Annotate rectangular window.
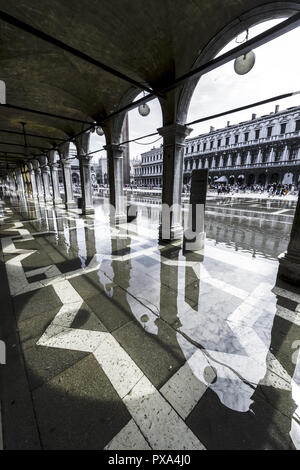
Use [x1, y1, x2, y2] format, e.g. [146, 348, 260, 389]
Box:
[203, 142, 206, 151]
[280, 123, 286, 134]
[197, 144, 200, 152]
[210, 141, 213, 149]
[244, 132, 249, 142]
[217, 139, 221, 147]
[255, 130, 260, 140]
[225, 137, 229, 146]
[296, 120, 300, 132]
[267, 126, 272, 137]
[235, 135, 239, 144]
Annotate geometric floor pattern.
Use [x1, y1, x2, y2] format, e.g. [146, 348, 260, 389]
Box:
[1, 196, 300, 449]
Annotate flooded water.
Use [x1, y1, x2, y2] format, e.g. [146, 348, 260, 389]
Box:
[94, 195, 296, 262]
[1, 194, 300, 450]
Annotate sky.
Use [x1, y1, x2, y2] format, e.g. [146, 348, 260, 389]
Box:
[89, 18, 300, 163]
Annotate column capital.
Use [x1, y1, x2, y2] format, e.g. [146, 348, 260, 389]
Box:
[157, 123, 193, 140]
[48, 162, 60, 170]
[104, 143, 125, 157]
[60, 157, 72, 167]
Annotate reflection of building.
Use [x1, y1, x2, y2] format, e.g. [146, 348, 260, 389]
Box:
[134, 105, 300, 188]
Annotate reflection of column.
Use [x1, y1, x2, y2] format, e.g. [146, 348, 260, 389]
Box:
[59, 142, 76, 210]
[278, 193, 300, 284]
[184, 169, 208, 252]
[15, 167, 25, 195]
[105, 143, 126, 224]
[159, 247, 181, 325]
[76, 132, 94, 215]
[158, 124, 192, 240]
[28, 162, 38, 198]
[33, 160, 44, 201]
[68, 217, 79, 258]
[39, 156, 52, 203]
[84, 223, 96, 264]
[48, 150, 63, 205]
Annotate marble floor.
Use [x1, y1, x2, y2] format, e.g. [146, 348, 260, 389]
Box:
[0, 194, 300, 450]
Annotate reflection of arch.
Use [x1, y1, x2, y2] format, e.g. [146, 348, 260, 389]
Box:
[247, 174, 255, 186]
[177, 2, 300, 124]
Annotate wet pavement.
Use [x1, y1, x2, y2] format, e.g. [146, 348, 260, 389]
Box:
[0, 195, 300, 450]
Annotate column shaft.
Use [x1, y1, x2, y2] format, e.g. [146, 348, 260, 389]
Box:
[158, 123, 192, 240]
[50, 163, 62, 205]
[105, 143, 126, 224]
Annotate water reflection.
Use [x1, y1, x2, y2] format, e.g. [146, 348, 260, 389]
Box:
[1, 193, 299, 449]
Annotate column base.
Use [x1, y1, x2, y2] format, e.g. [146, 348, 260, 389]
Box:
[110, 213, 127, 225]
[278, 251, 300, 285]
[183, 231, 206, 252]
[65, 201, 77, 210]
[82, 206, 94, 215]
[53, 198, 63, 206]
[159, 223, 183, 241]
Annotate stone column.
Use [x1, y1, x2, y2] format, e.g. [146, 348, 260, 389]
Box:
[48, 150, 62, 205]
[28, 162, 38, 198]
[104, 143, 126, 224]
[33, 161, 44, 201]
[278, 192, 300, 284]
[59, 142, 76, 210]
[15, 167, 25, 195]
[75, 133, 94, 215]
[8, 173, 16, 195]
[158, 123, 192, 240]
[39, 156, 52, 203]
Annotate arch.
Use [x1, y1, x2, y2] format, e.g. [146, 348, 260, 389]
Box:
[258, 173, 267, 185]
[282, 171, 294, 185]
[270, 172, 280, 184]
[247, 173, 255, 186]
[177, 2, 300, 124]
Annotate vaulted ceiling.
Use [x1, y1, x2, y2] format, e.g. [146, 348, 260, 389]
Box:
[0, 0, 299, 173]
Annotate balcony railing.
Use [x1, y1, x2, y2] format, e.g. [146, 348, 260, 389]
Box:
[185, 130, 300, 157]
[184, 159, 300, 173]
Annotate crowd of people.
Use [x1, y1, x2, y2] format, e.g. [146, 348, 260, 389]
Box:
[209, 182, 299, 196]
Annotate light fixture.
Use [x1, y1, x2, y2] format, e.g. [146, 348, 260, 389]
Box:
[138, 91, 151, 116]
[234, 51, 256, 75]
[96, 126, 104, 136]
[233, 29, 255, 75]
[138, 103, 150, 117]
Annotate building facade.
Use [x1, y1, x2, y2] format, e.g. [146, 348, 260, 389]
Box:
[134, 105, 300, 188]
